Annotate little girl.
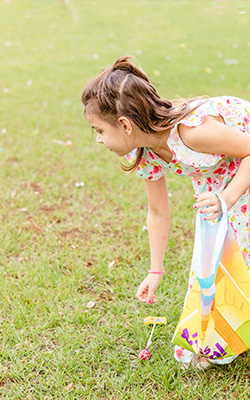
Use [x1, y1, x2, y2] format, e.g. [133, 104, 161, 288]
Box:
[82, 56, 250, 367]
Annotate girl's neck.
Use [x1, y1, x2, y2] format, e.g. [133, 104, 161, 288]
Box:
[135, 126, 173, 164]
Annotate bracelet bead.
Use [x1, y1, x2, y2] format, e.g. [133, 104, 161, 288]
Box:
[148, 270, 165, 274]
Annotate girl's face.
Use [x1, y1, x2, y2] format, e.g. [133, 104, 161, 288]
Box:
[86, 113, 136, 156]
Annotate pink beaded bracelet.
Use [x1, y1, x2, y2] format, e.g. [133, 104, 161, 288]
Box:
[148, 270, 165, 274]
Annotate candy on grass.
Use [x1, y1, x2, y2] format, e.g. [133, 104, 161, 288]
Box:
[139, 324, 155, 360]
[139, 317, 166, 360]
[139, 347, 151, 360]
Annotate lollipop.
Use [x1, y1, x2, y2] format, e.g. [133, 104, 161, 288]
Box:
[139, 347, 151, 360]
[139, 317, 166, 360]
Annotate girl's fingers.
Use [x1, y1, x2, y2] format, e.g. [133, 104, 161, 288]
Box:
[203, 211, 220, 221]
[193, 192, 222, 220]
[136, 285, 148, 302]
[136, 293, 157, 303]
[136, 274, 162, 303]
[136, 288, 146, 298]
[194, 194, 221, 210]
[199, 205, 219, 215]
[195, 198, 218, 208]
[136, 287, 157, 304]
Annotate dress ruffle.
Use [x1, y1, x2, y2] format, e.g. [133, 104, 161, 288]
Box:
[125, 147, 168, 181]
[167, 100, 225, 168]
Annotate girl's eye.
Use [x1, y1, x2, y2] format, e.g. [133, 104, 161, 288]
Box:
[96, 130, 102, 135]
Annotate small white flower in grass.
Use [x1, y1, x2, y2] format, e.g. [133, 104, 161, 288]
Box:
[75, 182, 85, 188]
[217, 52, 223, 58]
[5, 41, 12, 47]
[108, 260, 115, 270]
[27, 80, 33, 86]
[3, 88, 9, 93]
[232, 43, 239, 49]
[86, 301, 96, 308]
[93, 53, 99, 60]
[220, 75, 225, 80]
[136, 50, 142, 55]
[2, 128, 7, 134]
[168, 192, 172, 197]
[142, 225, 148, 232]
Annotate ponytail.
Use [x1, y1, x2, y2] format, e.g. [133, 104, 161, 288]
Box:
[112, 56, 150, 82]
[82, 56, 206, 172]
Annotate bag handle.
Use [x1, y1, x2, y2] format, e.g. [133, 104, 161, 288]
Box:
[192, 193, 229, 289]
[214, 193, 228, 219]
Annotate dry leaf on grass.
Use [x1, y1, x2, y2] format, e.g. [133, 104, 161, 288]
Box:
[65, 382, 74, 391]
[86, 301, 96, 309]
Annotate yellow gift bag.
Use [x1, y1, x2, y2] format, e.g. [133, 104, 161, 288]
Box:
[172, 195, 250, 361]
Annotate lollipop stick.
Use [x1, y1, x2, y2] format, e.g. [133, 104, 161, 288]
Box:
[146, 324, 155, 348]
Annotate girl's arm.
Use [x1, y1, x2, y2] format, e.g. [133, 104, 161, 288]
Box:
[179, 117, 250, 219]
[136, 176, 170, 303]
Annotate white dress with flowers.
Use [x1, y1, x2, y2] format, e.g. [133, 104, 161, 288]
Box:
[126, 96, 250, 365]
[126, 96, 250, 268]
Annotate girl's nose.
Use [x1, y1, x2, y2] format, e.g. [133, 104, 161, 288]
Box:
[96, 134, 103, 144]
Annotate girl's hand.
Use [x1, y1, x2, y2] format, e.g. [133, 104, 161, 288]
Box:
[136, 274, 163, 304]
[193, 192, 223, 220]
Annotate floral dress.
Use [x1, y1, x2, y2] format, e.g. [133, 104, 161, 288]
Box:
[126, 96, 250, 366]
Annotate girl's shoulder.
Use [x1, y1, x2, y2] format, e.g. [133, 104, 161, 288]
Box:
[180, 96, 250, 128]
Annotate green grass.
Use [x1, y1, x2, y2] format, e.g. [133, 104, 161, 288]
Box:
[0, 0, 250, 399]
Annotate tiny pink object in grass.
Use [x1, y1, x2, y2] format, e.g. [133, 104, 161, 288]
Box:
[139, 348, 151, 360]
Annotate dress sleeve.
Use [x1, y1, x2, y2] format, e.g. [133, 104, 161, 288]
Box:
[167, 101, 225, 168]
[125, 148, 168, 181]
[177, 100, 221, 127]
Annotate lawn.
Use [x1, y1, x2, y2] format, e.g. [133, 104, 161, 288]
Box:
[0, 0, 250, 399]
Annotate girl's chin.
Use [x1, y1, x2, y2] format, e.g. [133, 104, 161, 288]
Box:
[110, 149, 127, 157]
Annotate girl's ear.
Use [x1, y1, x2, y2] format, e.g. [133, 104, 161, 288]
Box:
[118, 116, 133, 136]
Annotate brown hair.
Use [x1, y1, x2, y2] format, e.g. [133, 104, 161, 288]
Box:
[82, 56, 206, 172]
